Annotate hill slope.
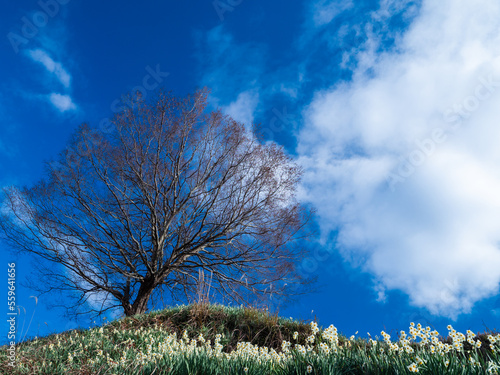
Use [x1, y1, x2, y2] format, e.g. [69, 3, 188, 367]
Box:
[1, 303, 499, 375]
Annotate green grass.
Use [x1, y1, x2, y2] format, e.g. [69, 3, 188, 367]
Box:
[1, 303, 499, 374]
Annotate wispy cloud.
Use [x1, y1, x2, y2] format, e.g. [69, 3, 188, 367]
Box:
[195, 26, 264, 101]
[26, 49, 71, 88]
[222, 90, 259, 128]
[311, 0, 354, 27]
[1, 189, 120, 319]
[23, 46, 77, 113]
[297, 0, 500, 318]
[48, 93, 76, 112]
[194, 26, 265, 133]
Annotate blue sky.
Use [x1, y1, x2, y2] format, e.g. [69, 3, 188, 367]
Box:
[1, 0, 500, 345]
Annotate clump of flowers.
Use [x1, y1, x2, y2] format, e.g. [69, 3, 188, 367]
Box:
[4, 308, 500, 375]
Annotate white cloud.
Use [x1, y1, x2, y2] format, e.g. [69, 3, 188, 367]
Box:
[27, 49, 71, 88]
[311, 0, 354, 27]
[196, 26, 264, 101]
[23, 48, 77, 113]
[49, 93, 76, 112]
[222, 90, 259, 127]
[69, 265, 122, 319]
[298, 0, 500, 318]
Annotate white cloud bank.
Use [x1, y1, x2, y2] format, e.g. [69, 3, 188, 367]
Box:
[297, 0, 500, 318]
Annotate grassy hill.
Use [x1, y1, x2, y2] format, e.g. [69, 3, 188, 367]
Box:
[1, 303, 499, 374]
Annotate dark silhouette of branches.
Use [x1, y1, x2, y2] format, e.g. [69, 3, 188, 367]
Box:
[0, 88, 313, 318]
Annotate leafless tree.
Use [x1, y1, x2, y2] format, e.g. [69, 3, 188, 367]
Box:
[0, 88, 312, 318]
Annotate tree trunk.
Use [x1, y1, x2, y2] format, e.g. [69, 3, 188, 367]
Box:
[124, 277, 156, 316]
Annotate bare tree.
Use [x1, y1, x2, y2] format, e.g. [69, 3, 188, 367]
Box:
[0, 88, 312, 318]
